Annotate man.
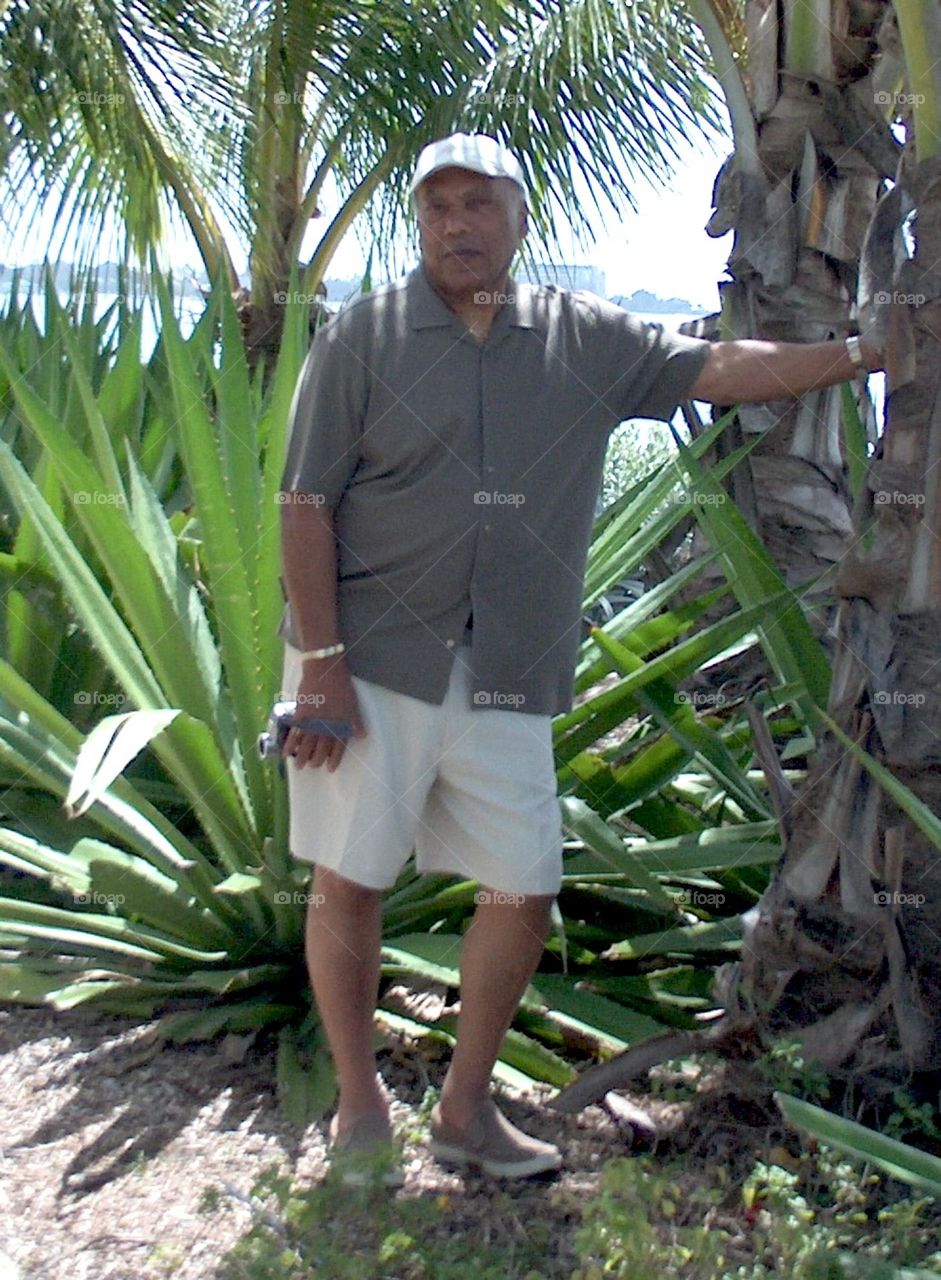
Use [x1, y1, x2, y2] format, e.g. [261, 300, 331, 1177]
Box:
[278, 133, 881, 1185]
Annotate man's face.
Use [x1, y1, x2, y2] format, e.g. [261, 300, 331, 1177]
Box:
[414, 167, 527, 303]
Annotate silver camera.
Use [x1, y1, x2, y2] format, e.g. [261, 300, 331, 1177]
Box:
[258, 700, 299, 759]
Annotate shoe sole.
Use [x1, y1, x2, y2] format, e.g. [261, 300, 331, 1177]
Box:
[329, 1150, 405, 1189]
[328, 1132, 405, 1188]
[336, 1166, 405, 1188]
[429, 1137, 562, 1179]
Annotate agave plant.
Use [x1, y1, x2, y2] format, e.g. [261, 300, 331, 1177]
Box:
[0, 268, 337, 1117]
[776, 1091, 941, 1199]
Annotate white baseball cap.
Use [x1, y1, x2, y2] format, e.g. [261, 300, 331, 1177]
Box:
[409, 133, 526, 198]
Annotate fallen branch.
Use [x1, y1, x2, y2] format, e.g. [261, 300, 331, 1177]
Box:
[549, 1016, 756, 1114]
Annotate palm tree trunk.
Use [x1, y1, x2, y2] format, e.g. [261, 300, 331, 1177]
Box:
[681, 0, 897, 692]
[699, 0, 941, 1082]
[738, 151, 941, 1077]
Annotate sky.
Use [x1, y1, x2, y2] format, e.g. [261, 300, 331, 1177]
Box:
[2, 126, 735, 314]
[575, 135, 733, 309]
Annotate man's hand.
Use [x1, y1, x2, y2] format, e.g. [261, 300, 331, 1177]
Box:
[284, 657, 366, 773]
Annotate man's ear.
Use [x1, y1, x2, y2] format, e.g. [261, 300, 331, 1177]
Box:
[518, 202, 529, 238]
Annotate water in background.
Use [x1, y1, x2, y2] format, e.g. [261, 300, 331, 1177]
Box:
[0, 284, 205, 359]
[0, 279, 706, 360]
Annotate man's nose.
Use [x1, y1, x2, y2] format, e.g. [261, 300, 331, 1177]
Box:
[439, 205, 473, 237]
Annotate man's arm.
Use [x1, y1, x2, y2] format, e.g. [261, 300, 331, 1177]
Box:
[687, 337, 882, 405]
[281, 500, 343, 652]
[281, 500, 364, 772]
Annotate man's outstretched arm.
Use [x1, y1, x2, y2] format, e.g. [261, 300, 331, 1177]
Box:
[687, 337, 882, 405]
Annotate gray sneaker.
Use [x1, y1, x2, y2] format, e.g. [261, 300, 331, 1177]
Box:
[327, 1112, 405, 1187]
[429, 1098, 562, 1179]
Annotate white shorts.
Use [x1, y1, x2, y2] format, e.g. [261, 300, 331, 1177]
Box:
[281, 644, 564, 895]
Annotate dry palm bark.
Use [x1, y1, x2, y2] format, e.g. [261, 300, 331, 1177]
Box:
[679, 0, 897, 680]
[736, 152, 941, 1080]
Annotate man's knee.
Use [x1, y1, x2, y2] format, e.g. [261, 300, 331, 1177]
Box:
[310, 864, 384, 910]
[522, 892, 556, 929]
[476, 886, 556, 924]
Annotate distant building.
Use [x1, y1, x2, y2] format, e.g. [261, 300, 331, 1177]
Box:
[323, 277, 365, 305]
[610, 289, 708, 316]
[514, 262, 606, 295]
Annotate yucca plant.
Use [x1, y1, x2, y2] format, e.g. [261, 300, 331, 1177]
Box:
[0, 268, 336, 1118]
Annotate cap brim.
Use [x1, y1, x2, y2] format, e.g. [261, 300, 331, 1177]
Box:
[410, 161, 524, 196]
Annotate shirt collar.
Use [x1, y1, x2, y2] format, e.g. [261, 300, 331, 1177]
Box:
[408, 262, 545, 333]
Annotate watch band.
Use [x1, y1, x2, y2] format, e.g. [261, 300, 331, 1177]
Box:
[297, 642, 346, 660]
[845, 335, 867, 372]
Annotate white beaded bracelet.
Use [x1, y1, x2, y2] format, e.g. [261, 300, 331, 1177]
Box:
[297, 643, 346, 660]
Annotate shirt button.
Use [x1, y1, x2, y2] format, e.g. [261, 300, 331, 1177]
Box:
[446, 639, 455, 648]
[484, 524, 491, 532]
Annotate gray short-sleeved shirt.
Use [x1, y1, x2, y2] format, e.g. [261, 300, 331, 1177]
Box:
[279, 263, 709, 715]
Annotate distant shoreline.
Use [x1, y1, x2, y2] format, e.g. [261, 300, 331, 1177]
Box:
[0, 263, 714, 317]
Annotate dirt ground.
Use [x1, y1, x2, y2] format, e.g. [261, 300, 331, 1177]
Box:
[0, 1000, 695, 1280]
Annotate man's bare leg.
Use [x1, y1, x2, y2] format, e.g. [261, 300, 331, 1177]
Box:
[305, 864, 387, 1131]
[438, 891, 555, 1129]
